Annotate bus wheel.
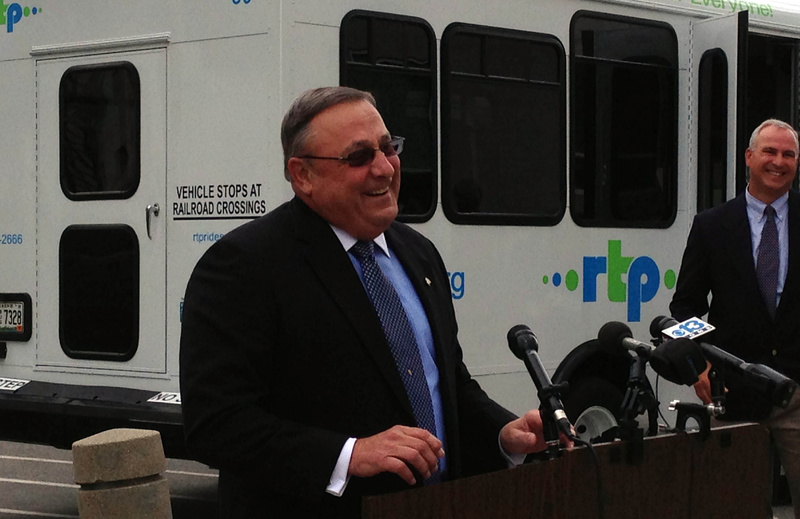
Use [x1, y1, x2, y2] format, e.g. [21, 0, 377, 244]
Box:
[563, 376, 622, 442]
[553, 339, 659, 439]
[574, 406, 619, 443]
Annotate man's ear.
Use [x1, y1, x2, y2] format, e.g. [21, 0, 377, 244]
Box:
[287, 157, 313, 196]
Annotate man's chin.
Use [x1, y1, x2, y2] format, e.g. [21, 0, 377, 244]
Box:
[373, 210, 399, 232]
[367, 196, 399, 221]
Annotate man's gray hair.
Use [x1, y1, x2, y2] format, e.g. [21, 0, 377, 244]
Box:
[749, 118, 799, 153]
[281, 86, 376, 180]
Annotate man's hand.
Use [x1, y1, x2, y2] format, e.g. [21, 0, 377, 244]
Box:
[349, 425, 444, 485]
[693, 360, 714, 404]
[499, 409, 574, 455]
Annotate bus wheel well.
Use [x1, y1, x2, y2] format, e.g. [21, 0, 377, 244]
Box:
[552, 339, 631, 394]
[552, 339, 657, 436]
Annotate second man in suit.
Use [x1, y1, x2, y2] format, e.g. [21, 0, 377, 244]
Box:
[670, 119, 800, 517]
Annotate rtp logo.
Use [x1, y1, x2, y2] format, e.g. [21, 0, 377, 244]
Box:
[1, 2, 41, 33]
[542, 240, 677, 322]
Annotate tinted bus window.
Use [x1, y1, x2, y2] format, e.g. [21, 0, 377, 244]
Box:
[341, 11, 437, 221]
[697, 49, 728, 212]
[570, 12, 678, 228]
[441, 24, 566, 225]
[745, 34, 798, 193]
[60, 225, 139, 360]
[60, 62, 141, 201]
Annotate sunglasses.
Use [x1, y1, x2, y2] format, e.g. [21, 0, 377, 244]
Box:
[298, 136, 404, 168]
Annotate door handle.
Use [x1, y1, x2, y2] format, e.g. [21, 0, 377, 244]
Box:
[146, 203, 160, 239]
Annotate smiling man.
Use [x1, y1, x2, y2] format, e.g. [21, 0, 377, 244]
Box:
[179, 86, 565, 518]
[670, 119, 800, 517]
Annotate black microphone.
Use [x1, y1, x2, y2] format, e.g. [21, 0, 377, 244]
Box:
[507, 325, 573, 438]
[649, 315, 678, 341]
[648, 337, 705, 386]
[648, 315, 705, 385]
[598, 321, 702, 385]
[696, 341, 797, 408]
[597, 321, 655, 357]
[650, 315, 797, 408]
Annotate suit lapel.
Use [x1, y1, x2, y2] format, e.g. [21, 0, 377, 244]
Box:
[722, 195, 767, 310]
[385, 226, 443, 354]
[386, 225, 457, 408]
[387, 226, 467, 465]
[778, 191, 800, 319]
[288, 199, 415, 419]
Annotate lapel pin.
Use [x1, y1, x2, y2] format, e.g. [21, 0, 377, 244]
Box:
[425, 277, 432, 286]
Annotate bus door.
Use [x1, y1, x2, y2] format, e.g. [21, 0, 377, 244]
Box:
[35, 48, 167, 373]
[691, 11, 748, 212]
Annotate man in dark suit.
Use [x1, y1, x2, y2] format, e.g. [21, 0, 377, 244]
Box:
[670, 119, 800, 516]
[180, 86, 564, 518]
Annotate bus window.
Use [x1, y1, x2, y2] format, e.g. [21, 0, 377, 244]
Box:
[570, 12, 678, 228]
[340, 11, 437, 222]
[441, 24, 566, 226]
[59, 62, 141, 201]
[745, 34, 798, 193]
[697, 49, 728, 212]
[60, 225, 139, 361]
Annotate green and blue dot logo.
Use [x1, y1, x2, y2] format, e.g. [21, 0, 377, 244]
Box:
[543, 240, 677, 322]
[1, 2, 41, 33]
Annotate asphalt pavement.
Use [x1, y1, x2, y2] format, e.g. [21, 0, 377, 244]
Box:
[0, 439, 792, 518]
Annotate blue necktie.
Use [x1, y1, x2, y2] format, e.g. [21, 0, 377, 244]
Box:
[349, 240, 438, 439]
[757, 205, 779, 319]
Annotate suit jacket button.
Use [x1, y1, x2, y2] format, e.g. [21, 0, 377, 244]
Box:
[772, 349, 778, 356]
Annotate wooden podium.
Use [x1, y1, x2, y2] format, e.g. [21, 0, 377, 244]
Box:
[363, 423, 772, 519]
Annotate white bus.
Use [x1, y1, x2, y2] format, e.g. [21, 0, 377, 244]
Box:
[1, 0, 798, 456]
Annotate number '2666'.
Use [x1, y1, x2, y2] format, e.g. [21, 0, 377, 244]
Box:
[0, 234, 22, 245]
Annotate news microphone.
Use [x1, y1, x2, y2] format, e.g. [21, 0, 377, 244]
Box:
[649, 315, 797, 408]
[648, 337, 705, 386]
[507, 325, 573, 438]
[598, 321, 702, 385]
[647, 315, 705, 385]
[696, 341, 797, 408]
[649, 315, 679, 341]
[597, 321, 655, 357]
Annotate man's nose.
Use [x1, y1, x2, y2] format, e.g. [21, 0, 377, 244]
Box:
[370, 149, 396, 176]
[774, 156, 792, 170]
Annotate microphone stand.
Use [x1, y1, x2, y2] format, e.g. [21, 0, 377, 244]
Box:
[618, 351, 658, 463]
[528, 381, 570, 462]
[670, 366, 725, 440]
[709, 366, 727, 413]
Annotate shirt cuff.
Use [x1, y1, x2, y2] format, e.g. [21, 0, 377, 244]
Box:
[499, 434, 526, 467]
[326, 437, 356, 496]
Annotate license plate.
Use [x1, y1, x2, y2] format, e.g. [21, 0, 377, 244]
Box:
[0, 378, 30, 392]
[0, 301, 24, 334]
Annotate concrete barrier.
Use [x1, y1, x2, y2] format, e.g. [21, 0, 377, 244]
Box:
[72, 428, 173, 519]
